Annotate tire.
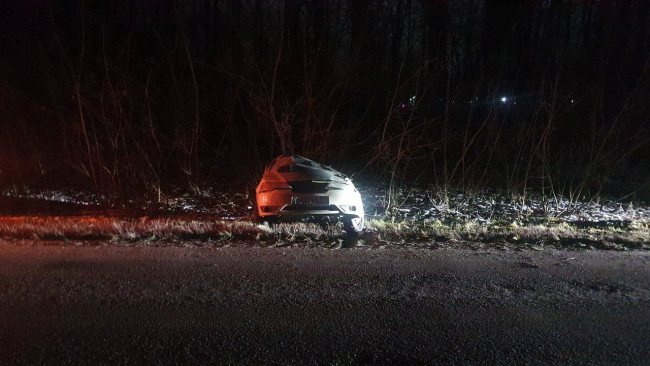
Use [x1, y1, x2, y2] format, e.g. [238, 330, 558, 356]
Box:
[343, 217, 364, 234]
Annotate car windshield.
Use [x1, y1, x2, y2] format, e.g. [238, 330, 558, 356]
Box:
[277, 164, 307, 173]
[269, 155, 339, 174]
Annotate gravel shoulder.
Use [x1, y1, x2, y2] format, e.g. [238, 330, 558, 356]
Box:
[1, 243, 649, 365]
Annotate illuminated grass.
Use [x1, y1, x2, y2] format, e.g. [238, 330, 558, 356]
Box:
[0, 216, 647, 250]
[0, 217, 270, 241]
[0, 216, 346, 243]
[365, 219, 650, 250]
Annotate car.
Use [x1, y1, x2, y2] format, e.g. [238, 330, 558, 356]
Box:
[254, 155, 364, 233]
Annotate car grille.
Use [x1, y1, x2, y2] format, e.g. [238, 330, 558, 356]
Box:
[288, 180, 330, 193]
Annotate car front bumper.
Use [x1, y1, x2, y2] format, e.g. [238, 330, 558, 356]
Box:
[256, 189, 364, 220]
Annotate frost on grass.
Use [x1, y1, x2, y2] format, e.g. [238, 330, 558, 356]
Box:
[4, 184, 648, 224]
[1, 184, 649, 250]
[360, 184, 650, 225]
[1, 187, 253, 218]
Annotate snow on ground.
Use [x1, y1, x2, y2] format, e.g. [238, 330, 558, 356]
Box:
[2, 182, 649, 225]
[359, 183, 650, 226]
[0, 182, 648, 251]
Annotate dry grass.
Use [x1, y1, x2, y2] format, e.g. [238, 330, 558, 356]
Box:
[0, 216, 647, 250]
[365, 219, 650, 250]
[0, 217, 270, 241]
[0, 216, 347, 243]
[272, 222, 343, 237]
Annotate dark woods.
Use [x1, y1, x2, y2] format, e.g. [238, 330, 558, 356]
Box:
[1, 0, 649, 201]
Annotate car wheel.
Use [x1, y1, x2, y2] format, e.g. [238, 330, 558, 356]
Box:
[343, 217, 364, 234]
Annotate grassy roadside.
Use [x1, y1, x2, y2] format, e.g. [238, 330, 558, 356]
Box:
[366, 219, 650, 250]
[0, 216, 648, 250]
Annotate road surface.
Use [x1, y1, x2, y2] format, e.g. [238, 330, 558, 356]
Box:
[0, 243, 649, 365]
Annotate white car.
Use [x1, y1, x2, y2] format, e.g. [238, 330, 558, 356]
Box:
[255, 155, 364, 233]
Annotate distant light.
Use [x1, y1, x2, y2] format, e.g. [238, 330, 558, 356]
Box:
[501, 97, 507, 103]
[401, 103, 405, 108]
[571, 99, 574, 103]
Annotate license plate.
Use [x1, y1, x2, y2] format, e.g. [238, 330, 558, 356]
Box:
[291, 196, 328, 205]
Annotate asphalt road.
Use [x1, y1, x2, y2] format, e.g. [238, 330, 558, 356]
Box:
[0, 243, 649, 365]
